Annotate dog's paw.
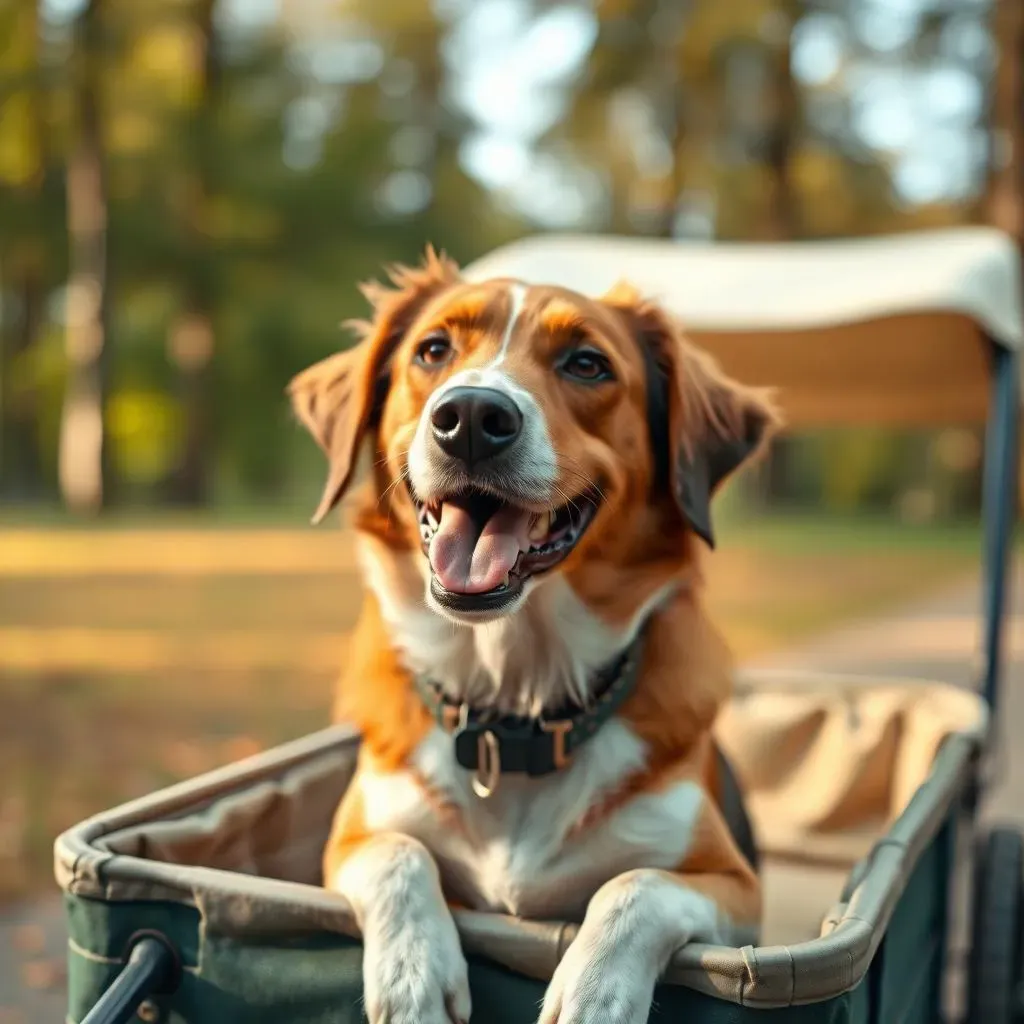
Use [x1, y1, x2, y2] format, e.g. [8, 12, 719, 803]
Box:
[538, 869, 720, 1024]
[537, 927, 658, 1024]
[362, 909, 471, 1024]
[331, 834, 472, 1024]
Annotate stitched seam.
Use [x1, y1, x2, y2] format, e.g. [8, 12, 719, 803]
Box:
[67, 936, 199, 975]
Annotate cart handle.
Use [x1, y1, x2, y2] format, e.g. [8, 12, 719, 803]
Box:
[80, 931, 181, 1024]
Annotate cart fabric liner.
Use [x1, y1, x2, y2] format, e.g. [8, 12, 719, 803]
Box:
[56, 671, 986, 1023]
[465, 226, 1024, 431]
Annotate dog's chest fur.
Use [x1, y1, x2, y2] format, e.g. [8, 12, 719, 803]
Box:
[359, 721, 705, 920]
[355, 538, 702, 920]
[356, 536, 669, 713]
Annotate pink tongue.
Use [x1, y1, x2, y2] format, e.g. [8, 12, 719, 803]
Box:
[429, 501, 533, 595]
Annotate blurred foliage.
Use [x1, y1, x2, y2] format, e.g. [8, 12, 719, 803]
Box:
[0, 0, 1011, 518]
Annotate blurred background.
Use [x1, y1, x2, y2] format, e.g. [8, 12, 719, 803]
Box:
[1, 0, 1023, 1010]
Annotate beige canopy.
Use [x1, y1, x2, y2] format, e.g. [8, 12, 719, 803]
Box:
[463, 227, 1024, 428]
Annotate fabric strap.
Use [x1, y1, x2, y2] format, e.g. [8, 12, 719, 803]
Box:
[413, 625, 648, 790]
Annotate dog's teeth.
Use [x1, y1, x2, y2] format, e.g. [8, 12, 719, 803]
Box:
[425, 507, 439, 529]
[529, 513, 550, 542]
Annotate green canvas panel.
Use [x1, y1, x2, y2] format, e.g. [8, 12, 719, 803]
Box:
[65, 892, 874, 1024]
[56, 683, 981, 1023]
[869, 818, 957, 1024]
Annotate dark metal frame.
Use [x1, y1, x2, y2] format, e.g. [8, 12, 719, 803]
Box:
[958, 339, 1020, 833]
[979, 341, 1020, 718]
[80, 932, 180, 1024]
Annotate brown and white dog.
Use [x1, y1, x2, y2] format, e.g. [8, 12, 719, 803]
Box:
[288, 247, 779, 1024]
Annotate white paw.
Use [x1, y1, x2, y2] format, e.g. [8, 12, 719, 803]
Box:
[538, 930, 658, 1024]
[362, 908, 471, 1024]
[537, 869, 721, 1024]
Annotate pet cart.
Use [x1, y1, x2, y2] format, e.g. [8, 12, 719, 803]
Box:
[57, 225, 1023, 1023]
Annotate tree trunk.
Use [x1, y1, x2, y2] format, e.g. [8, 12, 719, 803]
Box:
[0, 267, 44, 499]
[1, 0, 49, 501]
[980, 0, 1024, 514]
[983, 0, 1023, 238]
[167, 0, 219, 506]
[753, 6, 798, 504]
[651, 0, 689, 239]
[59, 0, 110, 515]
[760, 4, 798, 241]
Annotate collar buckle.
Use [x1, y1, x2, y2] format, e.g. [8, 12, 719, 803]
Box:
[416, 620, 649, 787]
[539, 718, 574, 769]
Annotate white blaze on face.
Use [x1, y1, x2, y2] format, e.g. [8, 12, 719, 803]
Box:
[407, 283, 558, 503]
[491, 282, 527, 366]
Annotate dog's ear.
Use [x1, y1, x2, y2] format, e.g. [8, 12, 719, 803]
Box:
[288, 245, 460, 524]
[602, 282, 781, 549]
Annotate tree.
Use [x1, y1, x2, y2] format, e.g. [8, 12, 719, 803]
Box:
[0, 0, 61, 501]
[166, 0, 220, 505]
[984, 0, 1024, 240]
[983, 0, 1024, 512]
[758, 1, 797, 241]
[59, 0, 111, 514]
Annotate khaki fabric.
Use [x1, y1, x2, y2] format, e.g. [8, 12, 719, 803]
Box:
[462, 227, 1024, 428]
[54, 674, 984, 1007]
[463, 227, 1023, 350]
[715, 670, 987, 866]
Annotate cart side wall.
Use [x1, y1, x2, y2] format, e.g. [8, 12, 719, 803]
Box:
[64, 892, 871, 1024]
[868, 816, 957, 1024]
[64, 810, 961, 1024]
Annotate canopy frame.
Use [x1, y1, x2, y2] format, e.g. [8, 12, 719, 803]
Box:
[979, 341, 1019, 721]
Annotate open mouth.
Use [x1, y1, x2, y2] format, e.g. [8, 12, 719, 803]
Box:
[412, 486, 600, 613]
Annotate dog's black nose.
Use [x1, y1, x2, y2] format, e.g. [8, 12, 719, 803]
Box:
[430, 386, 523, 466]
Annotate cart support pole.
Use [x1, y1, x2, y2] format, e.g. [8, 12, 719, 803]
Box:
[80, 934, 180, 1024]
[980, 342, 1019, 715]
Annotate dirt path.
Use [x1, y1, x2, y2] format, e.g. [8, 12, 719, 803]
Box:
[747, 569, 1024, 828]
[746, 570, 1024, 1021]
[0, 896, 67, 1023]
[3, 572, 1020, 1022]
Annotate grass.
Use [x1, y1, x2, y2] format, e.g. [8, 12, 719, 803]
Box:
[711, 514, 984, 655]
[0, 496, 319, 530]
[0, 512, 984, 904]
[719, 510, 989, 554]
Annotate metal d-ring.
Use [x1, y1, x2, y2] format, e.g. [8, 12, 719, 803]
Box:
[472, 729, 501, 798]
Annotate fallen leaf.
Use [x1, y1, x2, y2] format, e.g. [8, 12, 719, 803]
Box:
[19, 958, 67, 991]
[11, 924, 45, 955]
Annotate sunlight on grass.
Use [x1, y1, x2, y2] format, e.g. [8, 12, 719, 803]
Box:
[0, 515, 984, 902]
[0, 529, 358, 575]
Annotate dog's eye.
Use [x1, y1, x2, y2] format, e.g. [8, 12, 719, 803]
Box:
[560, 348, 614, 383]
[414, 333, 453, 368]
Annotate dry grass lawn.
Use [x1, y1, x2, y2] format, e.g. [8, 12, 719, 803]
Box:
[0, 515, 982, 902]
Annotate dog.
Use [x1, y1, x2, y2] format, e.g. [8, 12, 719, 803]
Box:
[288, 246, 779, 1024]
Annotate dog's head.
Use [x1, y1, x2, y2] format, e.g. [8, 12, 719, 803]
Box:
[289, 247, 780, 625]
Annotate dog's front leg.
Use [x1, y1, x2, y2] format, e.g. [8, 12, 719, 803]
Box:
[539, 853, 759, 1024]
[328, 832, 471, 1024]
[536, 869, 720, 1024]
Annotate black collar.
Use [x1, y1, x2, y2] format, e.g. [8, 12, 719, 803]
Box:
[413, 625, 648, 798]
